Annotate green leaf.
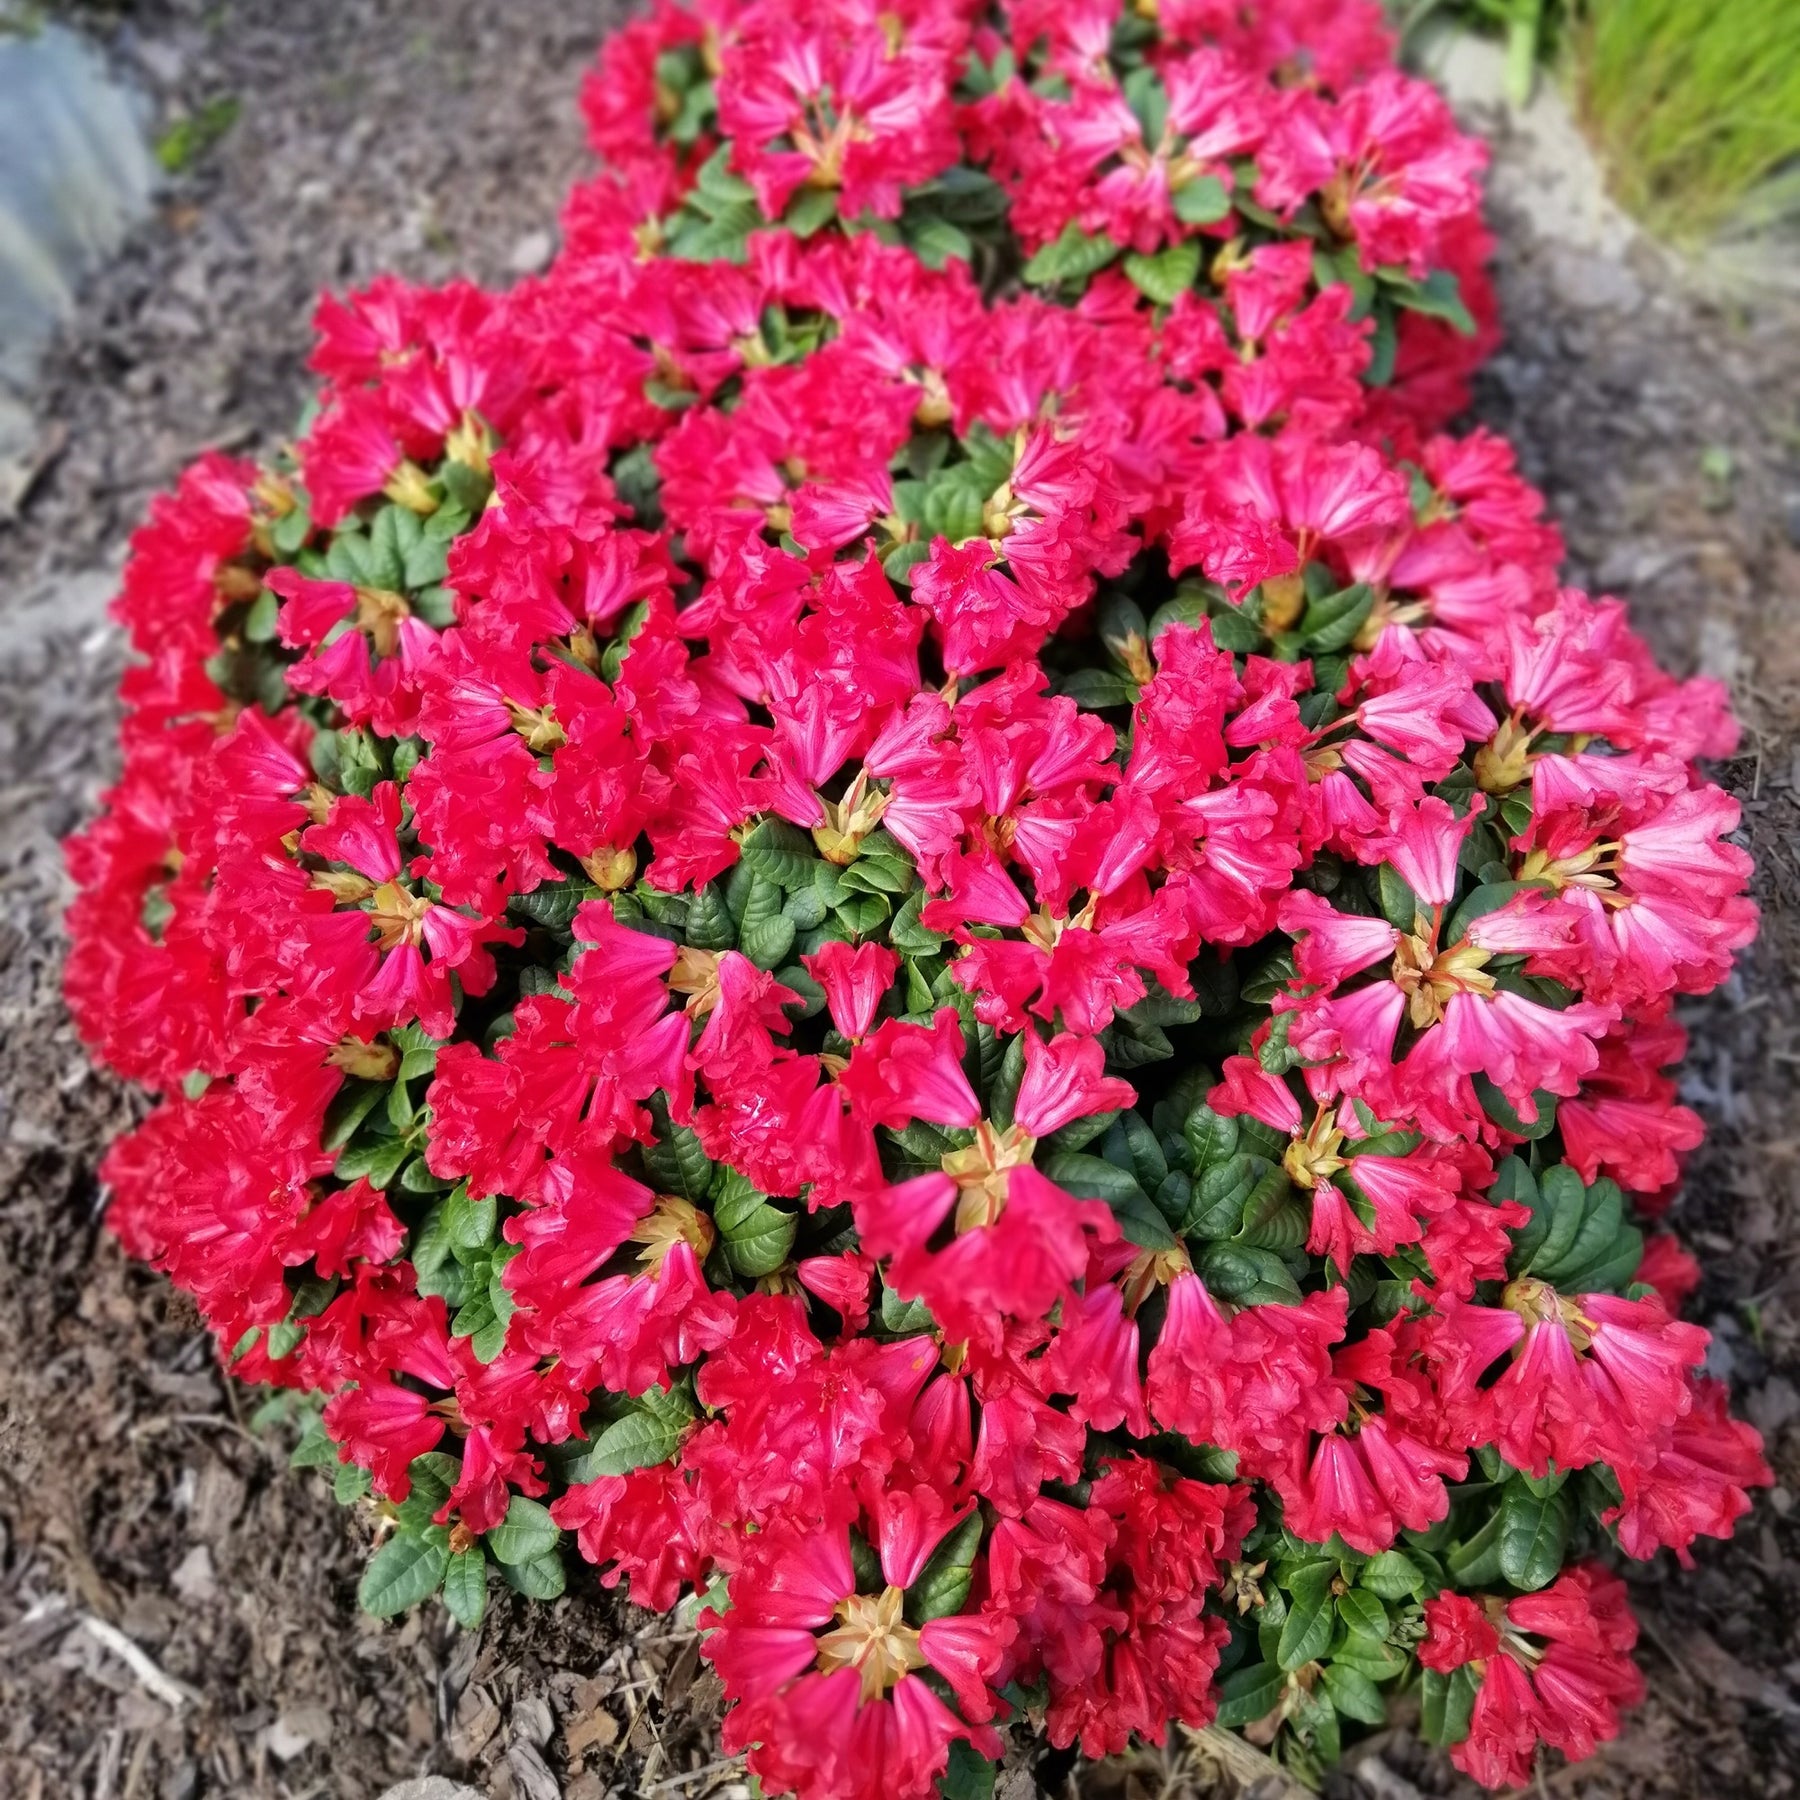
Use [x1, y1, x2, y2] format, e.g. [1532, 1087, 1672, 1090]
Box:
[1443, 881, 1526, 948]
[784, 185, 838, 238]
[835, 891, 891, 936]
[1181, 1153, 1265, 1237]
[1359, 1549, 1424, 1599]
[1021, 221, 1120, 287]
[741, 912, 798, 970]
[1123, 240, 1201, 305]
[890, 889, 946, 954]
[1278, 1583, 1334, 1670]
[1200, 1243, 1302, 1305]
[1498, 1482, 1570, 1592]
[1377, 863, 1422, 931]
[1366, 299, 1398, 386]
[1215, 1662, 1286, 1728]
[364, 506, 410, 591]
[442, 1549, 488, 1629]
[1420, 1664, 1480, 1747]
[880, 1276, 935, 1334]
[1122, 65, 1168, 143]
[1532, 1164, 1590, 1272]
[1172, 174, 1231, 225]
[1336, 1590, 1388, 1641]
[1382, 266, 1476, 335]
[1332, 1634, 1409, 1682]
[938, 1738, 996, 1800]
[694, 143, 756, 205]
[583, 1390, 696, 1478]
[906, 1511, 983, 1624]
[740, 817, 820, 891]
[323, 1079, 387, 1152]
[1298, 583, 1374, 654]
[685, 882, 736, 950]
[500, 1549, 566, 1601]
[1446, 1507, 1505, 1586]
[333, 1459, 372, 1504]
[908, 216, 973, 269]
[510, 879, 599, 930]
[1475, 1074, 1558, 1140]
[444, 1185, 497, 1252]
[1321, 1663, 1387, 1726]
[289, 1414, 341, 1471]
[1183, 1103, 1240, 1171]
[359, 1533, 448, 1618]
[487, 1495, 559, 1567]
[242, 587, 280, 642]
[722, 1201, 797, 1277]
[271, 498, 313, 557]
[645, 1115, 714, 1202]
[1114, 1110, 1169, 1195]
[1041, 1153, 1146, 1210]
[336, 1134, 410, 1190]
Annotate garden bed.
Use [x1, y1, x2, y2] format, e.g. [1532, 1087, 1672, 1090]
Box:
[0, 4, 1796, 1798]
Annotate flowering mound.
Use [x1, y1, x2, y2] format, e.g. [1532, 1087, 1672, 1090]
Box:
[64, 1, 1767, 1793]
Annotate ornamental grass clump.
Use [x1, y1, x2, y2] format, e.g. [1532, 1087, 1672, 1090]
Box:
[64, 1, 1766, 1794]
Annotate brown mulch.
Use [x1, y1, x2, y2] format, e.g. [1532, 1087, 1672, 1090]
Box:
[1, 7, 1797, 1798]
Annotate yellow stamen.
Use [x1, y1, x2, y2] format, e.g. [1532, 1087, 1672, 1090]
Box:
[941, 1120, 1038, 1232]
[1284, 1109, 1349, 1189]
[630, 1195, 716, 1274]
[383, 460, 439, 517]
[669, 946, 723, 1018]
[813, 770, 890, 866]
[813, 1587, 925, 1704]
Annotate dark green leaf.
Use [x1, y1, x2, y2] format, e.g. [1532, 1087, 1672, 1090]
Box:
[1184, 1103, 1240, 1171]
[905, 1511, 983, 1624]
[1321, 1663, 1387, 1726]
[1498, 1482, 1569, 1592]
[583, 1389, 696, 1478]
[1172, 175, 1231, 225]
[500, 1549, 566, 1600]
[1021, 221, 1120, 287]
[740, 817, 819, 891]
[1215, 1662, 1286, 1728]
[442, 1549, 488, 1629]
[1123, 240, 1201, 305]
[487, 1496, 559, 1566]
[1359, 1549, 1424, 1599]
[1278, 1584, 1334, 1670]
[359, 1533, 448, 1618]
[1336, 1590, 1388, 1641]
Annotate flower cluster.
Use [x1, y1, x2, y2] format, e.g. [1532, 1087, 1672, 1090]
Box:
[65, 0, 1764, 1794]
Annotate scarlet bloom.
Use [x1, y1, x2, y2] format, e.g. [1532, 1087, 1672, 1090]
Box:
[702, 1518, 1011, 1800]
[1422, 1567, 1644, 1787]
[62, 3, 1763, 1794]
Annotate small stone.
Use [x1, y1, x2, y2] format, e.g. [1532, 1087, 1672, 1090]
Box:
[264, 1716, 312, 1762]
[375, 1781, 486, 1800]
[1749, 1377, 1800, 1437]
[1785, 493, 1800, 549]
[506, 1741, 561, 1800]
[169, 1544, 217, 1605]
[510, 1691, 556, 1749]
[507, 229, 554, 275]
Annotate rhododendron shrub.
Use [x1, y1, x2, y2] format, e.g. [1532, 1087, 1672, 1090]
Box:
[64, 0, 1765, 1794]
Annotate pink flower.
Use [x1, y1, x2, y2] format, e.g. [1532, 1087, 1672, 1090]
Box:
[840, 1009, 980, 1130]
[1013, 1030, 1136, 1138]
[803, 941, 900, 1041]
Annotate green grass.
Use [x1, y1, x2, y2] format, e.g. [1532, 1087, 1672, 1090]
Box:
[1572, 0, 1800, 244]
[153, 94, 240, 174]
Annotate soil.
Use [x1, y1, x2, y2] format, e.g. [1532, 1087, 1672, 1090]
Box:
[0, 7, 1796, 1800]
